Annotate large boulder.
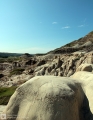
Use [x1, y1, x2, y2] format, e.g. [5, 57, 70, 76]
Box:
[2, 76, 93, 120]
[71, 71, 93, 113]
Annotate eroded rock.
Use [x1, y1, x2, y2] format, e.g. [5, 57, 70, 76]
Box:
[3, 76, 93, 120]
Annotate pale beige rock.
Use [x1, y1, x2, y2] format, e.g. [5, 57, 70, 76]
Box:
[0, 105, 6, 114]
[55, 57, 62, 69]
[67, 69, 74, 77]
[35, 67, 45, 76]
[81, 41, 93, 47]
[71, 71, 93, 113]
[72, 51, 86, 56]
[76, 64, 92, 72]
[34, 64, 49, 73]
[3, 76, 93, 120]
[82, 57, 93, 64]
[58, 71, 63, 76]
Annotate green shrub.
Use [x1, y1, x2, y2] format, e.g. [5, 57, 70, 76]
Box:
[9, 68, 25, 77]
[0, 86, 17, 105]
[6, 57, 21, 63]
[0, 57, 21, 63]
[0, 58, 6, 63]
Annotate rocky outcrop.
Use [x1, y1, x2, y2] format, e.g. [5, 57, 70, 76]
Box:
[3, 76, 93, 120]
[0, 63, 12, 70]
[76, 64, 93, 72]
[12, 62, 21, 68]
[37, 59, 46, 66]
[71, 71, 93, 113]
[0, 105, 6, 114]
[0, 74, 32, 87]
[1, 51, 93, 88]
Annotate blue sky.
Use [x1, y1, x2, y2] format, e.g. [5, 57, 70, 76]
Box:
[0, 0, 93, 54]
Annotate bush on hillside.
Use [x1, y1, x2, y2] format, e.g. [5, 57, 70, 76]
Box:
[0, 86, 17, 105]
[9, 68, 25, 77]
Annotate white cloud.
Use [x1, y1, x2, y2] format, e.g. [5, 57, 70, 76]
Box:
[52, 22, 58, 24]
[61, 26, 70, 29]
[78, 24, 84, 27]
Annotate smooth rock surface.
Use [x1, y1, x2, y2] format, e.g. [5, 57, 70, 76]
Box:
[71, 71, 93, 113]
[3, 76, 93, 120]
[0, 106, 6, 114]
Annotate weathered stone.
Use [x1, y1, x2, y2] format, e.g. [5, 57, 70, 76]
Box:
[67, 69, 74, 77]
[76, 64, 92, 72]
[3, 76, 93, 120]
[37, 60, 46, 66]
[55, 57, 62, 69]
[71, 71, 93, 114]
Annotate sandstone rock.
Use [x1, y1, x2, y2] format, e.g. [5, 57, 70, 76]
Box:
[54, 71, 58, 76]
[59, 67, 63, 71]
[24, 59, 32, 65]
[55, 57, 62, 69]
[71, 71, 93, 114]
[61, 64, 66, 71]
[76, 64, 92, 72]
[82, 55, 93, 64]
[67, 69, 74, 77]
[72, 51, 86, 56]
[28, 69, 34, 74]
[6, 74, 32, 87]
[0, 105, 6, 115]
[68, 59, 74, 70]
[50, 68, 56, 75]
[36, 67, 46, 76]
[72, 43, 80, 48]
[12, 62, 21, 68]
[23, 68, 34, 75]
[47, 66, 52, 73]
[45, 68, 50, 75]
[34, 64, 48, 73]
[3, 76, 93, 120]
[0, 63, 12, 70]
[58, 71, 63, 76]
[37, 60, 46, 66]
[81, 41, 93, 47]
[50, 63, 55, 70]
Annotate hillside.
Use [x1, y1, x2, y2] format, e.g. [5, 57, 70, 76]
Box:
[48, 31, 93, 54]
[0, 52, 22, 58]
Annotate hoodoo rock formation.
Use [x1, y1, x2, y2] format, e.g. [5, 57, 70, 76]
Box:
[3, 76, 93, 120]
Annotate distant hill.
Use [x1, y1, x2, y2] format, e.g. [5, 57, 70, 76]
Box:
[0, 53, 22, 58]
[48, 31, 93, 54]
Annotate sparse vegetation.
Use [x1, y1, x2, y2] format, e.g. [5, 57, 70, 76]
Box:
[9, 68, 25, 77]
[0, 86, 17, 105]
[0, 52, 22, 58]
[0, 57, 21, 63]
[0, 58, 6, 63]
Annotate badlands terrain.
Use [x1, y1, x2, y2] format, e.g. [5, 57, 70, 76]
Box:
[0, 31, 93, 119]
